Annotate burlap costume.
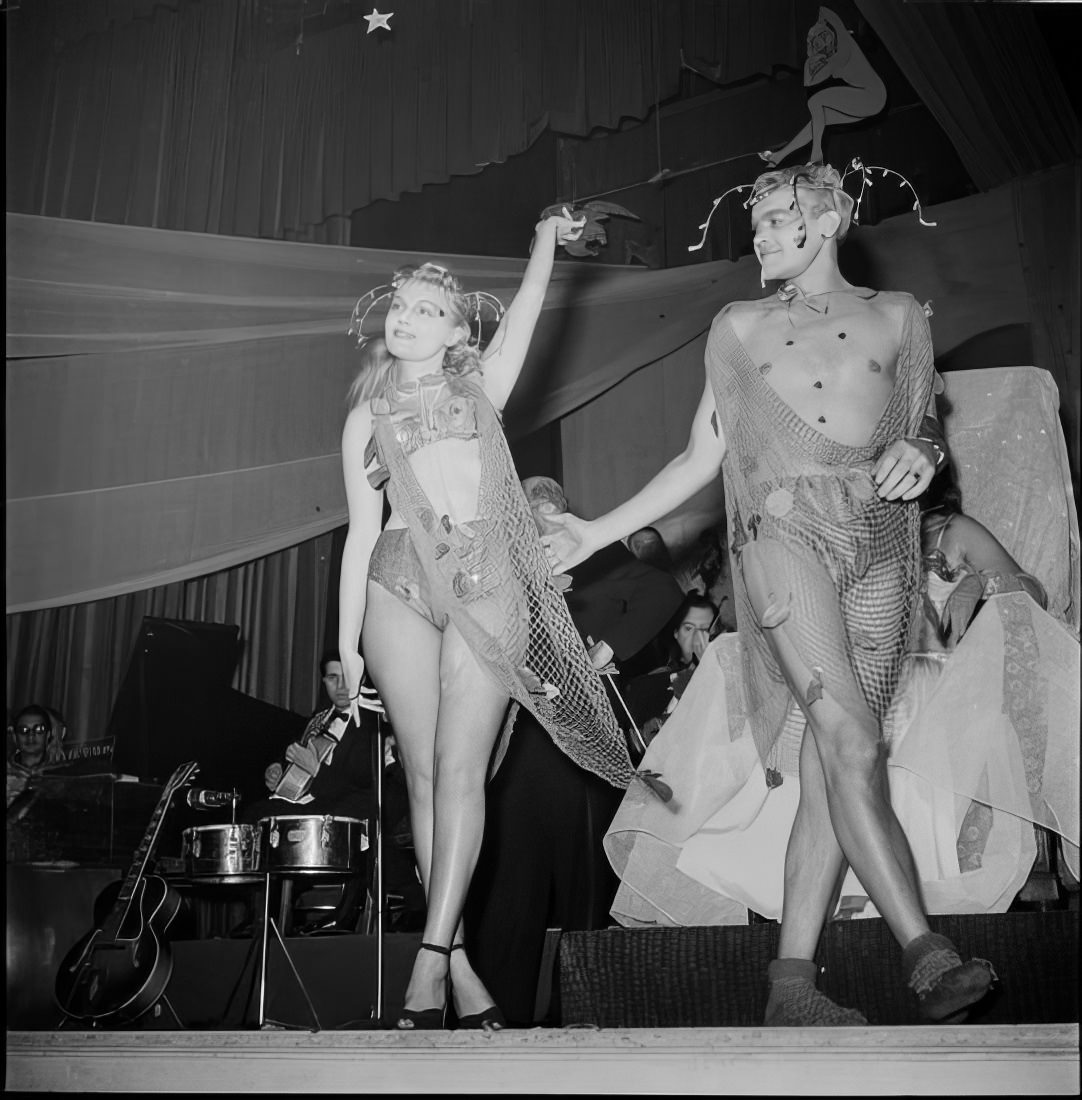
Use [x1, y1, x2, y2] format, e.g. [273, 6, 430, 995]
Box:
[707, 290, 935, 775]
[366, 369, 634, 789]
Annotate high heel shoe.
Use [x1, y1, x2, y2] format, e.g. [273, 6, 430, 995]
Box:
[450, 944, 507, 1031]
[396, 942, 451, 1030]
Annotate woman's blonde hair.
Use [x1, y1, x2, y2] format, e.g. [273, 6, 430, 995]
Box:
[346, 263, 484, 410]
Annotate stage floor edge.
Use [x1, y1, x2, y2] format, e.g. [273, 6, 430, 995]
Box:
[6, 1023, 1079, 1095]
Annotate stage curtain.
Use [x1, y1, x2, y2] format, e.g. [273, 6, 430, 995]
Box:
[5, 532, 334, 745]
[6, 0, 807, 241]
[855, 0, 1081, 192]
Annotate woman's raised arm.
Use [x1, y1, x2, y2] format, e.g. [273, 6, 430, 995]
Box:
[480, 210, 584, 411]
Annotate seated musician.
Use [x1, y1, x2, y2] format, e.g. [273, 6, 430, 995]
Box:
[240, 650, 384, 934]
[241, 651, 380, 827]
[623, 594, 720, 748]
[6, 704, 66, 808]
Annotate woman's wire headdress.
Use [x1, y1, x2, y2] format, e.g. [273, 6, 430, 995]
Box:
[687, 157, 936, 253]
[347, 262, 505, 349]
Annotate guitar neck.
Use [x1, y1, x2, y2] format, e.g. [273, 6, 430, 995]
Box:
[105, 762, 197, 927]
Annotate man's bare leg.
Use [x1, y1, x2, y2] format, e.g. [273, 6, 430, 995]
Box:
[766, 725, 868, 1025]
[743, 540, 996, 1022]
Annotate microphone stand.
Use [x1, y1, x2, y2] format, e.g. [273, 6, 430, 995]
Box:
[371, 713, 385, 1024]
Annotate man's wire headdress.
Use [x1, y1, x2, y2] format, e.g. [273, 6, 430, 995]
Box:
[687, 157, 936, 253]
[347, 262, 505, 348]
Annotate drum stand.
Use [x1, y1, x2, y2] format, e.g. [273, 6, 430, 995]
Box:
[228, 712, 388, 1030]
[230, 871, 322, 1032]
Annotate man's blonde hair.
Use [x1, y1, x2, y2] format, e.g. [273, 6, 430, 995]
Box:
[751, 163, 855, 242]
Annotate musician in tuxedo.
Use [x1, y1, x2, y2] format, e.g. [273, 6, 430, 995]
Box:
[241, 652, 377, 827]
[463, 477, 683, 1025]
[239, 650, 384, 934]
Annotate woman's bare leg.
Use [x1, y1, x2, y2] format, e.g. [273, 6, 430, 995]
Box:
[364, 584, 509, 1019]
[427, 625, 511, 1019]
[362, 582, 445, 1017]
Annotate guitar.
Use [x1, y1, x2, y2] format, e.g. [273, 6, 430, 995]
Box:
[54, 760, 198, 1024]
[272, 711, 346, 803]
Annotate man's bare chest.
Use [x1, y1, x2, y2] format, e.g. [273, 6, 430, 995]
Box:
[736, 303, 900, 445]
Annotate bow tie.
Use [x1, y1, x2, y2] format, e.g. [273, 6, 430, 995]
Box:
[330, 709, 350, 723]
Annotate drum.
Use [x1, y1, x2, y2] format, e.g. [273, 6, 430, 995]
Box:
[181, 823, 261, 883]
[257, 814, 367, 875]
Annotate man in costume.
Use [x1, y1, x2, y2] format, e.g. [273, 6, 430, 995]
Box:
[544, 162, 995, 1026]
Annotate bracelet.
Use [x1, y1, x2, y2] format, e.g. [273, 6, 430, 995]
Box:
[912, 436, 946, 467]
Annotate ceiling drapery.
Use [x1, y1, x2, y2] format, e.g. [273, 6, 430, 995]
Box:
[7, 0, 811, 240]
[855, 0, 1080, 191]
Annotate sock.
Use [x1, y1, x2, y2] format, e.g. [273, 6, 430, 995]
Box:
[902, 932, 996, 1022]
[901, 932, 962, 996]
[765, 957, 867, 1027]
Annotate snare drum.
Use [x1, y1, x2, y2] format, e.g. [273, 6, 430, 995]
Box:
[257, 814, 367, 875]
[182, 823, 261, 883]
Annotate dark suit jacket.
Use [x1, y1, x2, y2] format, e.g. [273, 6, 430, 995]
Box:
[565, 543, 684, 661]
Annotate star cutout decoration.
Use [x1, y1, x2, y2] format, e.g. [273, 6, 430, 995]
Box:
[364, 8, 393, 34]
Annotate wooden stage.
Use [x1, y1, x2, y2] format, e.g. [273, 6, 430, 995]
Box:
[6, 1023, 1079, 1094]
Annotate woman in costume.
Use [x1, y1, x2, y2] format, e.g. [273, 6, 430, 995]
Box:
[338, 212, 636, 1030]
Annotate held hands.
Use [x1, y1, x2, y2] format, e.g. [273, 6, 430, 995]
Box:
[540, 511, 595, 574]
[874, 438, 938, 501]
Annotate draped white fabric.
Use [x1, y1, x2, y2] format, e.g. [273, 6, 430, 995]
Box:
[6, 187, 1034, 611]
[5, 213, 740, 610]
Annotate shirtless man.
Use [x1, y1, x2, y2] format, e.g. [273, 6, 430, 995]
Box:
[544, 163, 995, 1026]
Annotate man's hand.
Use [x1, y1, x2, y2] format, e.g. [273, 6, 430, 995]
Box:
[284, 741, 321, 775]
[874, 438, 938, 501]
[263, 762, 284, 792]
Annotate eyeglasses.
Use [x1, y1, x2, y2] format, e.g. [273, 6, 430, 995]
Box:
[15, 724, 48, 736]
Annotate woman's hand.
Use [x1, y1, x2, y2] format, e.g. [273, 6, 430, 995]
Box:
[340, 648, 367, 724]
[535, 206, 586, 248]
[540, 511, 597, 574]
